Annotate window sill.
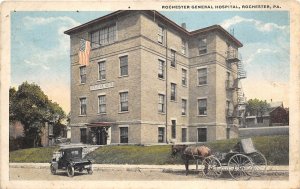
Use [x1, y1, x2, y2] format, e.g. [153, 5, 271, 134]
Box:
[118, 75, 129, 78]
[79, 83, 86, 85]
[170, 65, 177, 70]
[158, 112, 166, 115]
[97, 113, 107, 115]
[170, 100, 177, 103]
[118, 111, 129, 114]
[158, 77, 165, 81]
[197, 84, 208, 87]
[78, 115, 87, 117]
[97, 79, 106, 82]
[182, 84, 188, 88]
[181, 114, 187, 117]
[197, 115, 207, 117]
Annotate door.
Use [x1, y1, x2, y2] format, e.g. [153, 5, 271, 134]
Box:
[96, 127, 108, 145]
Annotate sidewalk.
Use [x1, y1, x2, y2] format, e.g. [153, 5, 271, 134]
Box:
[10, 163, 289, 173]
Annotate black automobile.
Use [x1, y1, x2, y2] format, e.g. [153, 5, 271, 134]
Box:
[50, 147, 93, 177]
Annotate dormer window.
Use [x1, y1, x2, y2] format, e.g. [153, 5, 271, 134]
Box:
[91, 24, 116, 48]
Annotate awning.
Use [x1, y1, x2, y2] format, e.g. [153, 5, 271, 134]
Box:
[86, 122, 113, 127]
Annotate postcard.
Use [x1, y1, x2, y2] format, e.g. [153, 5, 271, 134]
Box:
[1, 0, 299, 189]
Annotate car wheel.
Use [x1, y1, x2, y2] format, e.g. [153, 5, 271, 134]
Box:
[87, 166, 93, 175]
[67, 165, 74, 177]
[50, 164, 56, 175]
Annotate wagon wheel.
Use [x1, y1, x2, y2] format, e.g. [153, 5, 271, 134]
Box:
[228, 154, 254, 180]
[248, 151, 267, 176]
[50, 164, 56, 175]
[67, 165, 75, 177]
[202, 156, 222, 179]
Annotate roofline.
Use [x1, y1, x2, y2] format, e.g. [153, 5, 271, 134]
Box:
[64, 10, 243, 47]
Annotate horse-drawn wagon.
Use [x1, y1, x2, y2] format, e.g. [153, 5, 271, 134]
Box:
[172, 138, 267, 180]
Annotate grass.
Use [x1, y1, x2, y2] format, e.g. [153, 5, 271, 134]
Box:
[10, 135, 288, 165]
[9, 146, 59, 163]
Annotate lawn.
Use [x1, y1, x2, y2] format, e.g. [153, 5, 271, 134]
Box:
[10, 135, 288, 165]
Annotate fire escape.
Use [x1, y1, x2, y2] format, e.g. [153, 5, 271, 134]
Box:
[226, 49, 247, 126]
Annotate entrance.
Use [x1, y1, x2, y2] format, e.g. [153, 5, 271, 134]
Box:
[89, 127, 109, 145]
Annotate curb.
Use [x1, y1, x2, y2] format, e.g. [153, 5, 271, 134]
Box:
[10, 163, 289, 175]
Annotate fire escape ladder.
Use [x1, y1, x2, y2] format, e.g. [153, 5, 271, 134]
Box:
[237, 60, 247, 79]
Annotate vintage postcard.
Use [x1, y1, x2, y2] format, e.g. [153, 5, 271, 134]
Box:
[1, 0, 299, 188]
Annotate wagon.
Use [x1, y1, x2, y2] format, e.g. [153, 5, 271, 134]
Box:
[202, 138, 267, 180]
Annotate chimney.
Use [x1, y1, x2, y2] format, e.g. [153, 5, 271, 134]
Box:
[181, 23, 186, 29]
[271, 99, 273, 102]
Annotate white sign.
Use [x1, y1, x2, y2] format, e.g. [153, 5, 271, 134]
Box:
[90, 82, 114, 91]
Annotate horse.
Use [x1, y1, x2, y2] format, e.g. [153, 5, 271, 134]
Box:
[171, 145, 211, 175]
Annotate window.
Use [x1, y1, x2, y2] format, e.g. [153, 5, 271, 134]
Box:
[182, 69, 187, 86]
[226, 128, 230, 139]
[91, 31, 100, 48]
[80, 128, 87, 143]
[91, 24, 116, 48]
[80, 66, 86, 84]
[171, 120, 176, 139]
[98, 95, 106, 114]
[158, 59, 165, 79]
[98, 61, 106, 80]
[226, 100, 230, 115]
[257, 117, 263, 123]
[120, 127, 128, 143]
[170, 83, 177, 101]
[120, 56, 128, 76]
[182, 99, 187, 116]
[170, 50, 176, 67]
[158, 25, 164, 44]
[120, 92, 128, 112]
[198, 68, 207, 85]
[197, 128, 207, 142]
[198, 38, 207, 54]
[158, 94, 165, 113]
[181, 38, 186, 55]
[182, 128, 187, 142]
[158, 127, 164, 143]
[198, 99, 207, 115]
[80, 98, 87, 115]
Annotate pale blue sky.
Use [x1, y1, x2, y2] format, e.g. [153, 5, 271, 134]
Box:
[11, 11, 290, 112]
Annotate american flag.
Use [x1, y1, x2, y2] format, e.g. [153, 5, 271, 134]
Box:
[78, 39, 91, 66]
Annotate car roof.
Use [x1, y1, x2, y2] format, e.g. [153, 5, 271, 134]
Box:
[59, 147, 83, 151]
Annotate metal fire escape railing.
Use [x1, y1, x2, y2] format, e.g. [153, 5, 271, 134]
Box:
[226, 50, 247, 120]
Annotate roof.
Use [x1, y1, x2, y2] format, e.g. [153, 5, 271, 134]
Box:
[64, 10, 243, 47]
[269, 101, 283, 108]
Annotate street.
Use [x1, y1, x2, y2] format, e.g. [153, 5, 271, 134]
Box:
[10, 167, 288, 181]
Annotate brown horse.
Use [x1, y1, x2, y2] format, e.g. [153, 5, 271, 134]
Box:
[171, 145, 211, 175]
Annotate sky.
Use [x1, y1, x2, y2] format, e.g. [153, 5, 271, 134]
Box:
[11, 11, 290, 113]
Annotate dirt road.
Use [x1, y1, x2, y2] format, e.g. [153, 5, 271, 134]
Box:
[10, 167, 288, 181]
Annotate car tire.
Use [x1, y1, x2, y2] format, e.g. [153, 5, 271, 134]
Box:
[87, 166, 93, 175]
[67, 165, 75, 177]
[50, 164, 56, 175]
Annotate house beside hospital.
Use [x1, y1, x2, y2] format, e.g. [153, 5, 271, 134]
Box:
[64, 10, 247, 145]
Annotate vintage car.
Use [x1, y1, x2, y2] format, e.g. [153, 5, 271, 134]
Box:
[50, 147, 93, 177]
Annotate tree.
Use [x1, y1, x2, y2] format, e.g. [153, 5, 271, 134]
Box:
[10, 82, 66, 148]
[246, 98, 270, 117]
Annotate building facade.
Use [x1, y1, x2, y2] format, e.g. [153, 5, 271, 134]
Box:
[64, 10, 246, 145]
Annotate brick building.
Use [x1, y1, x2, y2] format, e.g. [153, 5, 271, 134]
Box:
[64, 10, 246, 145]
